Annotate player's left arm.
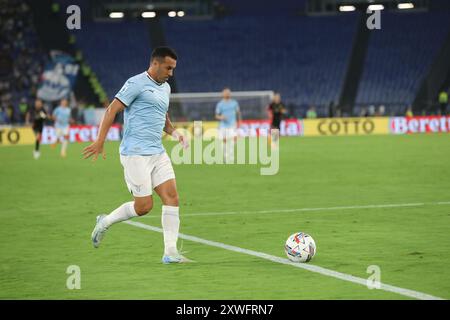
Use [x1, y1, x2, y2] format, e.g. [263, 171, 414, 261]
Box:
[215, 103, 225, 121]
[164, 113, 189, 149]
[163, 112, 176, 135]
[50, 110, 56, 122]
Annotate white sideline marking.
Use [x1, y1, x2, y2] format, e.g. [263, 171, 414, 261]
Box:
[123, 220, 445, 300]
[141, 201, 450, 218]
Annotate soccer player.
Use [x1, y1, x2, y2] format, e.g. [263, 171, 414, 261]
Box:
[52, 98, 72, 157]
[268, 93, 286, 130]
[25, 98, 47, 159]
[215, 88, 241, 162]
[83, 47, 191, 264]
[267, 93, 286, 148]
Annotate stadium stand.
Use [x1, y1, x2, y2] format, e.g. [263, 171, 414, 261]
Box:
[162, 14, 359, 118]
[355, 11, 450, 115]
[0, 0, 48, 124]
[72, 20, 151, 99]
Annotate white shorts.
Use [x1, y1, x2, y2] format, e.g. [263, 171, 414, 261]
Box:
[119, 152, 175, 197]
[218, 126, 237, 140]
[55, 127, 69, 138]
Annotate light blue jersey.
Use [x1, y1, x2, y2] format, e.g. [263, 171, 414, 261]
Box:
[215, 99, 240, 128]
[115, 71, 171, 156]
[53, 106, 71, 128]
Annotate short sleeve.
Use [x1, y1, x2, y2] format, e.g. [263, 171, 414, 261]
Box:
[115, 79, 141, 107]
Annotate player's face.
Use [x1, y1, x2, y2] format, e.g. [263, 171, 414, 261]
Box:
[274, 94, 281, 103]
[155, 57, 177, 83]
[223, 89, 231, 99]
[35, 100, 43, 109]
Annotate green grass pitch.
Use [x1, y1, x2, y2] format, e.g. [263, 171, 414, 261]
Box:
[0, 134, 449, 299]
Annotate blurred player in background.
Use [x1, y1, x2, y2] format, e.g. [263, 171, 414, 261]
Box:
[267, 93, 286, 148]
[438, 89, 448, 115]
[215, 87, 241, 162]
[83, 47, 191, 264]
[51, 98, 72, 157]
[25, 98, 47, 159]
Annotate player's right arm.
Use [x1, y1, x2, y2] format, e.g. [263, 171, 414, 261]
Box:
[267, 104, 273, 121]
[82, 99, 125, 161]
[215, 103, 226, 121]
[83, 78, 139, 161]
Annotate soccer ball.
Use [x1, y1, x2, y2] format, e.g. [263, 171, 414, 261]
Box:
[284, 232, 316, 263]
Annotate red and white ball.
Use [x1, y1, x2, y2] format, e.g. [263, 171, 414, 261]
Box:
[284, 232, 316, 263]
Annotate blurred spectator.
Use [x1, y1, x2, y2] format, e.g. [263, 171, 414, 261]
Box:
[359, 106, 368, 117]
[438, 89, 448, 115]
[5, 102, 15, 123]
[376, 105, 385, 117]
[0, 104, 9, 124]
[335, 105, 342, 117]
[328, 101, 336, 118]
[368, 105, 376, 117]
[18, 97, 29, 123]
[306, 106, 317, 119]
[406, 106, 413, 117]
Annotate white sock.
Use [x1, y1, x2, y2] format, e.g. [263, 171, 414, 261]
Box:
[103, 202, 138, 228]
[61, 140, 68, 154]
[162, 205, 180, 256]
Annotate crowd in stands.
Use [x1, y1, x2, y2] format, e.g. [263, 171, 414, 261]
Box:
[0, 0, 106, 125]
[0, 0, 48, 124]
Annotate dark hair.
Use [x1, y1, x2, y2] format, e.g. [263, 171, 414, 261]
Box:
[151, 46, 177, 61]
